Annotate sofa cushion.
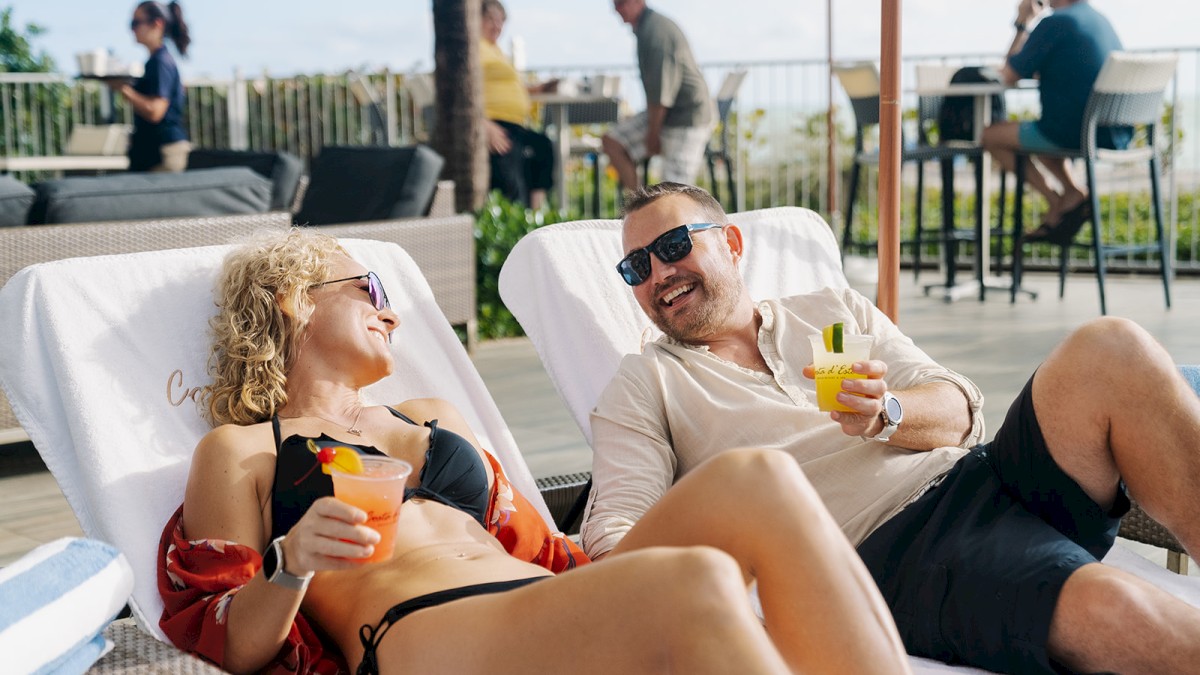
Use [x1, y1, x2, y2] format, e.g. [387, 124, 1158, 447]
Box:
[0, 176, 35, 227]
[186, 148, 304, 211]
[29, 167, 271, 225]
[294, 145, 444, 226]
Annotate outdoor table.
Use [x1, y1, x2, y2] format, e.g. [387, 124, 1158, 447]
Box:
[0, 155, 129, 173]
[912, 79, 1038, 302]
[531, 92, 621, 212]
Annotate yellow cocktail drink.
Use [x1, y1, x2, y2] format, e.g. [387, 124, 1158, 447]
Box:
[808, 333, 874, 412]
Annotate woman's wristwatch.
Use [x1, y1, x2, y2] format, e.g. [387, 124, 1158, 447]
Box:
[262, 536, 314, 592]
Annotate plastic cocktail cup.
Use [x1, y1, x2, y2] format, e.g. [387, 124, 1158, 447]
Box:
[330, 456, 412, 563]
[808, 333, 874, 413]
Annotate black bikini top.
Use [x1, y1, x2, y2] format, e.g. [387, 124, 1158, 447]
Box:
[270, 406, 490, 541]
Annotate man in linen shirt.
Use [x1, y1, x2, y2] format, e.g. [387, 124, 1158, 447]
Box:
[583, 181, 1200, 674]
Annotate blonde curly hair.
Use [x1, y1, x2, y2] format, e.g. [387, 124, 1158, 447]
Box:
[203, 228, 347, 426]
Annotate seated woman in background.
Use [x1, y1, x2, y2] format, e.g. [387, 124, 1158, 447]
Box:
[110, 1, 191, 172]
[481, 0, 556, 209]
[158, 228, 910, 675]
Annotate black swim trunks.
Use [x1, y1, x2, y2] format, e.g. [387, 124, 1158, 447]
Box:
[857, 373, 1130, 674]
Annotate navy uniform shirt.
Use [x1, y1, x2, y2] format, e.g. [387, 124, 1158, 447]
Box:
[129, 46, 187, 170]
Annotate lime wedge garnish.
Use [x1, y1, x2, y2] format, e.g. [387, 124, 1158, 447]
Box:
[822, 322, 844, 354]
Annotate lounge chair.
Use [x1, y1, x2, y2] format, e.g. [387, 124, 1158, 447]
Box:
[0, 239, 552, 667]
[497, 206, 1200, 674]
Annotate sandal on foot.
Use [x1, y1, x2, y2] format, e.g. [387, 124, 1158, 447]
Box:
[1024, 222, 1059, 242]
[1048, 200, 1093, 245]
[1024, 201, 1092, 245]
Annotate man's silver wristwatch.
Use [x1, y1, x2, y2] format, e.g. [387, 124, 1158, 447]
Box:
[874, 391, 903, 443]
[262, 536, 314, 592]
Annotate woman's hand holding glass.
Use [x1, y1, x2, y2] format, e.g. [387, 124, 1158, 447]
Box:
[283, 496, 382, 574]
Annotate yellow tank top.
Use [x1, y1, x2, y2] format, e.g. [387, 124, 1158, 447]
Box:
[480, 39, 531, 125]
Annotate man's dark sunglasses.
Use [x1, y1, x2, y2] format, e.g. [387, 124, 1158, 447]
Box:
[615, 222, 724, 286]
[314, 270, 391, 311]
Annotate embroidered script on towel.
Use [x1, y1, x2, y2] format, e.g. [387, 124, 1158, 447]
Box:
[167, 369, 203, 407]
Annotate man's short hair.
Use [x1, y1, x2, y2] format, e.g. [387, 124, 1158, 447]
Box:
[481, 0, 506, 21]
[622, 182, 727, 225]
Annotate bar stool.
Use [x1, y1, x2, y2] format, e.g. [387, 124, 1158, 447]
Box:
[1011, 52, 1177, 315]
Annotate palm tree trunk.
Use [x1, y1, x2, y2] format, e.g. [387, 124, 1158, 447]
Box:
[431, 0, 487, 213]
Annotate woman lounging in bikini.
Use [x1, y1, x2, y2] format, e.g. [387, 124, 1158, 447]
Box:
[158, 228, 910, 675]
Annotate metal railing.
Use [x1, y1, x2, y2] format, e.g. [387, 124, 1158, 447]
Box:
[0, 71, 425, 172]
[3, 49, 1198, 271]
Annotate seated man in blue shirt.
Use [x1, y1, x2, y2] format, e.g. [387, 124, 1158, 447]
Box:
[981, 0, 1129, 243]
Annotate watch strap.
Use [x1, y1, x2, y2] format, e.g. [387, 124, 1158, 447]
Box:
[264, 536, 313, 592]
[874, 392, 901, 443]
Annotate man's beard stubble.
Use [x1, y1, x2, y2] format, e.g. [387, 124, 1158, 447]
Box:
[651, 268, 744, 344]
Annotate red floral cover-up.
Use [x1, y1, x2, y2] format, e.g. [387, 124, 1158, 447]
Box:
[158, 452, 588, 673]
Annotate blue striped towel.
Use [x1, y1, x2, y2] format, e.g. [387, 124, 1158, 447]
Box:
[0, 537, 133, 674]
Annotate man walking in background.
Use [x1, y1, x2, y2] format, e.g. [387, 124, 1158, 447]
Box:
[603, 0, 714, 191]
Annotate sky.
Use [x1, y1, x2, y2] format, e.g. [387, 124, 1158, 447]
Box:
[13, 1, 1200, 81]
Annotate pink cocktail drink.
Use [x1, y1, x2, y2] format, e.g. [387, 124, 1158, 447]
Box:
[330, 456, 412, 563]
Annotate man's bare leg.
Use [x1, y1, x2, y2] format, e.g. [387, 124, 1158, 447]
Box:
[1032, 317, 1200, 672]
[1038, 156, 1087, 217]
[529, 188, 546, 211]
[982, 121, 1072, 225]
[602, 133, 639, 190]
[1049, 563, 1200, 673]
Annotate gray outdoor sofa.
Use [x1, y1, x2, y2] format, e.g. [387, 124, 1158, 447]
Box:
[0, 180, 475, 445]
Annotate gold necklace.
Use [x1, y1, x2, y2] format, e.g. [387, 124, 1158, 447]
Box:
[281, 405, 366, 436]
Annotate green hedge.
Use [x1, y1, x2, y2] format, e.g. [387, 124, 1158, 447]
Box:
[475, 192, 568, 339]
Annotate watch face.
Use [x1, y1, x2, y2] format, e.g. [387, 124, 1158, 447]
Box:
[884, 395, 903, 422]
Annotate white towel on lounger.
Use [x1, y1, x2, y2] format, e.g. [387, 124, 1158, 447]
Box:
[0, 239, 548, 643]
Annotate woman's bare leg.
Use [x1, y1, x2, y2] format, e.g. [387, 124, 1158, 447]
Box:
[612, 448, 911, 675]
[374, 546, 791, 674]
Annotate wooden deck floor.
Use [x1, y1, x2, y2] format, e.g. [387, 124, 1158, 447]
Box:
[3, 269, 1198, 574]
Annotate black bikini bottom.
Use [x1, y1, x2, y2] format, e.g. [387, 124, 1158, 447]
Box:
[356, 577, 547, 675]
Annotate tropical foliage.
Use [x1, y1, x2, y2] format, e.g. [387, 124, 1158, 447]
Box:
[474, 191, 566, 339]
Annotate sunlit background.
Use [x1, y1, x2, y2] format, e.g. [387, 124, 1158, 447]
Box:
[18, 1, 1199, 79]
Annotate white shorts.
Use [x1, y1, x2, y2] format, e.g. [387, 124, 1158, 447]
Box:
[607, 111, 713, 184]
[152, 140, 192, 173]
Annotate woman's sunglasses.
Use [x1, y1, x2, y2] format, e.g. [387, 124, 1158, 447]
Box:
[615, 223, 723, 286]
[313, 271, 391, 311]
